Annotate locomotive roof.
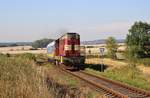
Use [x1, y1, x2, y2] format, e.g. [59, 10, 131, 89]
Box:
[63, 32, 79, 36]
[58, 32, 79, 39]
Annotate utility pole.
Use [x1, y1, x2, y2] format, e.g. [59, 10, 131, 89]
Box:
[99, 48, 105, 72]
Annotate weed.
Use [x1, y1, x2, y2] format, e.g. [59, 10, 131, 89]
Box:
[85, 65, 150, 91]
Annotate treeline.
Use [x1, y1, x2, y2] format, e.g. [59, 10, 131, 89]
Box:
[126, 21, 150, 58]
[0, 42, 32, 47]
[106, 21, 150, 60]
[32, 38, 54, 48]
[0, 39, 54, 49]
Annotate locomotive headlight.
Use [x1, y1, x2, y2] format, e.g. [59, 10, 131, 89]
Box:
[64, 45, 80, 50]
[64, 45, 71, 50]
[75, 45, 80, 50]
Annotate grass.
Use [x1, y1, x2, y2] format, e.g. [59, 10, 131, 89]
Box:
[45, 63, 79, 87]
[0, 53, 79, 98]
[0, 54, 51, 98]
[0, 53, 116, 98]
[85, 65, 150, 91]
[45, 63, 103, 98]
[137, 58, 150, 66]
[44, 63, 81, 97]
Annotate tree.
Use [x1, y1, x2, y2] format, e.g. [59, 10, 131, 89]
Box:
[32, 38, 54, 48]
[106, 37, 118, 59]
[126, 21, 150, 58]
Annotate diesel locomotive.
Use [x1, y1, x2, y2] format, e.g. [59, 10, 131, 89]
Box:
[47, 33, 85, 69]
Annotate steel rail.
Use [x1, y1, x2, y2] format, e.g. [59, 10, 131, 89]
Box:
[59, 65, 150, 98]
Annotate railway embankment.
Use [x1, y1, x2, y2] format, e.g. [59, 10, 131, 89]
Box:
[85, 58, 150, 91]
[44, 63, 104, 98]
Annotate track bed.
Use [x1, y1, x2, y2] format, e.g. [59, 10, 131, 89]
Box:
[60, 66, 150, 98]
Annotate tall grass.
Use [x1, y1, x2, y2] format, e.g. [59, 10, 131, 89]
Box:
[85, 66, 150, 91]
[0, 54, 50, 98]
[0, 54, 82, 98]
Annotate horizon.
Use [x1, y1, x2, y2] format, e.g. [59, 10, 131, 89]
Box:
[0, 0, 150, 42]
[0, 32, 127, 42]
[0, 38, 125, 43]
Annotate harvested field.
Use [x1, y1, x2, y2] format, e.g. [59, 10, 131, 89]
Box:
[86, 58, 127, 68]
[1, 50, 46, 54]
[137, 65, 150, 75]
[0, 46, 46, 54]
[86, 58, 150, 75]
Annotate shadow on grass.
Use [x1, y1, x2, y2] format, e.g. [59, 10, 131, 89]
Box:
[46, 77, 81, 98]
[83, 64, 108, 72]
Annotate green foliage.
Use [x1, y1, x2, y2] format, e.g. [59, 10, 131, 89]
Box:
[125, 45, 138, 67]
[32, 38, 54, 48]
[106, 37, 118, 59]
[126, 21, 150, 58]
[137, 58, 150, 66]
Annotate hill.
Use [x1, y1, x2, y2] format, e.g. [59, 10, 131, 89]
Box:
[81, 39, 125, 45]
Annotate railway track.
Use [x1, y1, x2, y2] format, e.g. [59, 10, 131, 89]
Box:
[60, 66, 150, 98]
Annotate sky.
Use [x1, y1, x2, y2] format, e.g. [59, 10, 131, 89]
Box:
[0, 0, 150, 42]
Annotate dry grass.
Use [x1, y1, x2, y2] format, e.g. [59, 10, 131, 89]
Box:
[137, 65, 150, 75]
[86, 58, 150, 75]
[0, 53, 104, 98]
[1, 50, 47, 54]
[0, 54, 51, 98]
[0, 46, 32, 51]
[86, 58, 127, 68]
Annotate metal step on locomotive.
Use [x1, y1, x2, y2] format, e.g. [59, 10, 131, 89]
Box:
[47, 32, 85, 69]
